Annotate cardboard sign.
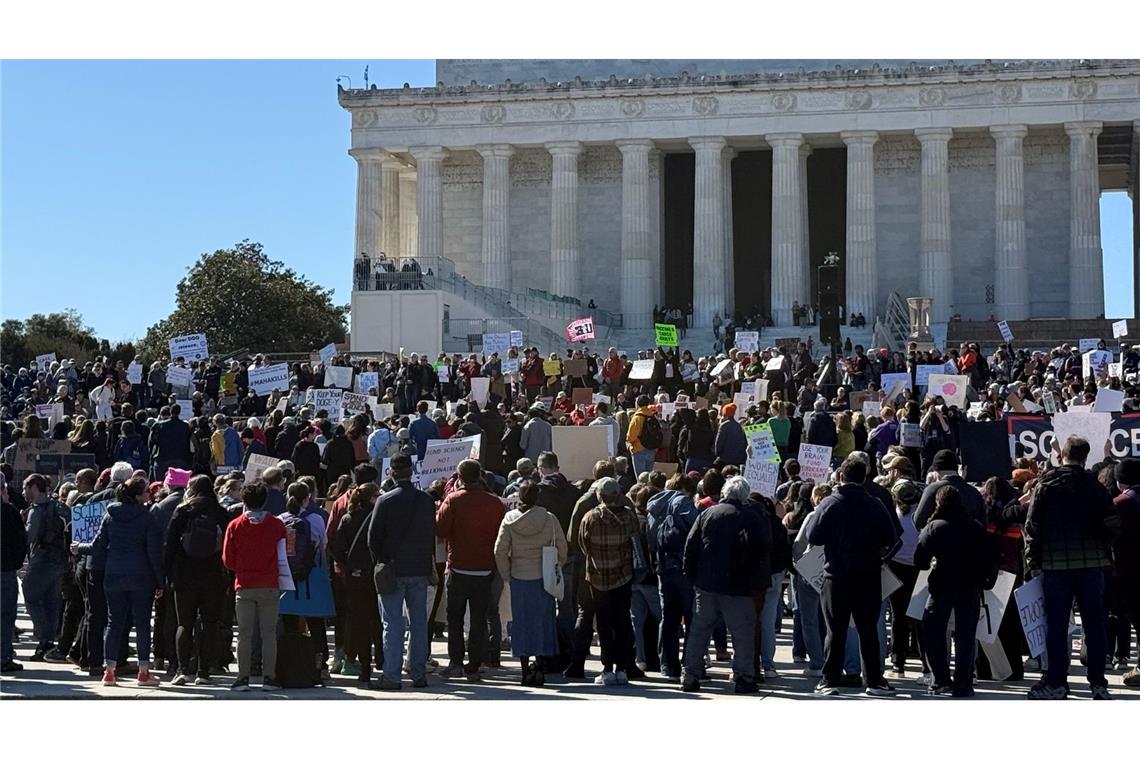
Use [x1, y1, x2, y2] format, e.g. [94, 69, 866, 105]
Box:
[735, 331, 759, 354]
[629, 359, 655, 380]
[470, 377, 490, 407]
[564, 358, 588, 377]
[342, 391, 372, 418]
[899, 422, 923, 448]
[711, 359, 733, 379]
[372, 402, 395, 420]
[926, 374, 967, 409]
[244, 453, 281, 484]
[248, 363, 290, 395]
[169, 334, 209, 362]
[907, 568, 1015, 645]
[550, 426, 610, 481]
[319, 343, 338, 362]
[418, 435, 480, 488]
[592, 393, 612, 406]
[71, 500, 110, 545]
[1015, 575, 1047, 658]
[305, 388, 344, 419]
[733, 392, 753, 419]
[764, 355, 785, 372]
[572, 387, 593, 406]
[997, 320, 1014, 343]
[565, 317, 595, 343]
[1052, 409, 1113, 467]
[1113, 319, 1128, 339]
[126, 362, 143, 385]
[166, 365, 193, 388]
[543, 359, 562, 377]
[324, 365, 353, 390]
[654, 323, 678, 347]
[798, 443, 832, 482]
[744, 457, 780, 498]
[482, 332, 511, 356]
[862, 400, 880, 418]
[501, 358, 519, 374]
[794, 545, 827, 593]
[652, 462, 679, 476]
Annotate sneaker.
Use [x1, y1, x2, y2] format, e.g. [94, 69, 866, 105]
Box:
[101, 669, 117, 687]
[439, 664, 465, 678]
[714, 649, 732, 662]
[763, 667, 778, 679]
[1123, 666, 1140, 686]
[1, 660, 23, 673]
[329, 650, 345, 674]
[803, 667, 823, 677]
[42, 648, 69, 664]
[865, 681, 896, 697]
[624, 664, 646, 681]
[792, 654, 807, 664]
[230, 677, 250, 692]
[1023, 657, 1041, 672]
[465, 671, 482, 683]
[378, 676, 403, 691]
[814, 679, 839, 696]
[342, 661, 361, 677]
[137, 671, 161, 688]
[194, 675, 213, 685]
[262, 677, 282, 691]
[1112, 657, 1128, 671]
[681, 675, 701, 692]
[412, 676, 429, 688]
[1026, 682, 1067, 700]
[1090, 684, 1113, 701]
[171, 672, 189, 686]
[734, 677, 760, 694]
[29, 649, 46, 662]
[915, 672, 934, 686]
[614, 670, 629, 685]
[594, 671, 618, 686]
[928, 683, 953, 696]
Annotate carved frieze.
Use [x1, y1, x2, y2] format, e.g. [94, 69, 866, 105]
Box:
[1069, 79, 1097, 99]
[413, 106, 438, 125]
[771, 92, 796, 112]
[918, 87, 945, 107]
[692, 95, 719, 115]
[620, 98, 645, 117]
[994, 83, 1022, 103]
[481, 104, 507, 124]
[845, 90, 872, 110]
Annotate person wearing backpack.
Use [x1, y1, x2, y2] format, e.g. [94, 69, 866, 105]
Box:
[162, 474, 230, 685]
[626, 395, 661, 477]
[330, 483, 381, 688]
[914, 485, 997, 698]
[21, 473, 70, 662]
[277, 481, 333, 686]
[646, 474, 699, 679]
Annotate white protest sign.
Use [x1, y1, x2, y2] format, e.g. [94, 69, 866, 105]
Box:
[915, 365, 944, 387]
[1108, 362, 1123, 379]
[470, 377, 490, 407]
[733, 392, 753, 419]
[744, 458, 780, 499]
[551, 426, 611, 481]
[71, 500, 110, 544]
[926, 374, 968, 409]
[324, 365, 353, 390]
[372, 402, 395, 420]
[175, 400, 194, 420]
[319, 343, 338, 362]
[305, 388, 344, 419]
[248, 363, 290, 395]
[1113, 319, 1128, 339]
[357, 372, 379, 394]
[997, 320, 1014, 343]
[380, 454, 420, 484]
[754, 378, 769, 401]
[740, 381, 757, 399]
[244, 453, 281, 484]
[169, 334, 208, 361]
[794, 545, 827, 594]
[879, 372, 912, 392]
[906, 569, 1015, 645]
[629, 360, 655, 380]
[592, 394, 611, 406]
[166, 365, 193, 388]
[509, 330, 524, 347]
[35, 404, 53, 421]
[501, 358, 519, 374]
[735, 331, 759, 354]
[1093, 387, 1125, 413]
[481, 332, 511, 356]
[127, 362, 143, 385]
[342, 391, 372, 418]
[765, 355, 785, 372]
[1078, 338, 1100, 354]
[942, 360, 959, 376]
[798, 443, 832, 482]
[437, 365, 450, 384]
[658, 402, 676, 421]
[1041, 391, 1057, 415]
[417, 435, 479, 488]
[35, 352, 57, 372]
[1085, 349, 1112, 378]
[900, 422, 923, 448]
[711, 359, 733, 379]
[1052, 410, 1113, 467]
[1014, 575, 1047, 658]
[276, 397, 289, 414]
[862, 400, 880, 418]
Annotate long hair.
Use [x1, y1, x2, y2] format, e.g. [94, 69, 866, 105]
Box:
[116, 476, 148, 503]
[286, 481, 310, 515]
[348, 483, 379, 513]
[180, 474, 220, 511]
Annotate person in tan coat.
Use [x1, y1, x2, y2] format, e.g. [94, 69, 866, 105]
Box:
[493, 482, 568, 685]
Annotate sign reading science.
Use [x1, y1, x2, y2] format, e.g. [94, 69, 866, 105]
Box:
[1008, 412, 1140, 463]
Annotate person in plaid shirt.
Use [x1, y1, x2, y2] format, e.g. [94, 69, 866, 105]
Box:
[578, 477, 639, 686]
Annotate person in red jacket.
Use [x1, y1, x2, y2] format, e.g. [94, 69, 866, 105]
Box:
[435, 459, 506, 682]
[222, 481, 286, 692]
[521, 349, 547, 404]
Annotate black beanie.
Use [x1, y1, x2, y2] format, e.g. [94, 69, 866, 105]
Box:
[1114, 458, 1140, 487]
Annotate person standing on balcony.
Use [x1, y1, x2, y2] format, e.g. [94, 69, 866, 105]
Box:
[355, 252, 371, 291]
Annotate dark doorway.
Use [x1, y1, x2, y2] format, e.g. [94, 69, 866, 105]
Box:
[806, 148, 847, 313]
[731, 150, 773, 322]
[662, 153, 695, 312]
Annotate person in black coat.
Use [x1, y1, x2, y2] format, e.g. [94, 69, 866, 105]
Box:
[1, 473, 28, 671]
[240, 428, 267, 469]
[330, 483, 381, 687]
[290, 426, 323, 490]
[322, 427, 356, 491]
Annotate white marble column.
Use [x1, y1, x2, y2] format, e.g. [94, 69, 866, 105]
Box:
[349, 147, 385, 259]
[477, 144, 514, 292]
[546, 141, 582, 299]
[799, 143, 812, 308]
[767, 133, 808, 327]
[916, 128, 954, 322]
[689, 137, 727, 329]
[991, 125, 1029, 321]
[399, 169, 418, 259]
[722, 148, 736, 315]
[410, 147, 446, 260]
[380, 158, 402, 259]
[1066, 121, 1104, 318]
[616, 139, 655, 329]
[842, 130, 879, 320]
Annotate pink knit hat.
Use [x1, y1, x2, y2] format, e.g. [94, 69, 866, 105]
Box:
[163, 468, 192, 489]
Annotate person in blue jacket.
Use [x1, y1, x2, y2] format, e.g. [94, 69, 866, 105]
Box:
[408, 400, 440, 459]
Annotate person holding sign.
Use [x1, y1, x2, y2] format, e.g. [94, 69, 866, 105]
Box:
[914, 486, 997, 698]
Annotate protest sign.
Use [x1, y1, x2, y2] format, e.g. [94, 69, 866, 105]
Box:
[543, 359, 562, 377]
[437, 364, 450, 384]
[565, 317, 595, 343]
[501, 358, 519, 374]
[35, 352, 57, 372]
[14, 439, 70, 480]
[652, 462, 679, 476]
[357, 372, 379, 394]
[276, 398, 289, 414]
[958, 421, 1013, 481]
[794, 545, 827, 593]
[899, 422, 923, 448]
[744, 458, 780, 498]
[509, 330, 524, 347]
[711, 359, 733, 378]
[244, 453, 280, 484]
[470, 377, 490, 407]
[743, 423, 779, 463]
[862, 400, 880, 418]
[1108, 362, 1123, 378]
[654, 323, 678, 347]
[848, 390, 872, 411]
[248, 363, 290, 395]
[798, 443, 832, 482]
[166, 365, 193, 388]
[126, 362, 143, 385]
[380, 454, 420, 484]
[907, 569, 1015, 645]
[342, 392, 372, 417]
[71, 500, 110, 545]
[1078, 338, 1100, 353]
[175, 401, 193, 420]
[1085, 349, 1113, 378]
[926, 374, 967, 409]
[1015, 575, 1047, 658]
[997, 320, 1014, 343]
[418, 435, 480, 488]
[733, 392, 753, 419]
[537, 397, 554, 412]
[735, 331, 759, 354]
[1053, 410, 1113, 466]
[372, 402, 395, 421]
[1008, 414, 1057, 464]
[879, 373, 912, 392]
[929, 323, 948, 352]
[319, 343, 338, 362]
[572, 387, 593, 406]
[880, 565, 902, 601]
[915, 365, 944, 387]
[765, 355, 785, 372]
[629, 359, 655, 380]
[324, 365, 353, 390]
[305, 388, 344, 419]
[482, 332, 511, 356]
[1041, 391, 1057, 415]
[942, 360, 958, 376]
[592, 393, 611, 406]
[1093, 387, 1125, 413]
[169, 334, 209, 361]
[35, 404, 53, 422]
[1113, 319, 1128, 339]
[658, 402, 676, 420]
[564, 358, 587, 377]
[33, 452, 95, 489]
[740, 381, 756, 399]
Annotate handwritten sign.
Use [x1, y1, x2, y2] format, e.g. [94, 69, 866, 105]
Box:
[305, 388, 344, 419]
[735, 331, 759, 354]
[166, 365, 193, 389]
[175, 401, 194, 420]
[880, 372, 912, 392]
[357, 372, 379, 394]
[744, 458, 780, 498]
[997, 320, 1014, 343]
[565, 317, 595, 343]
[244, 453, 281, 484]
[501, 358, 519, 374]
[1113, 319, 1128, 339]
[169, 334, 208, 362]
[654, 323, 678, 347]
[509, 330, 524, 347]
[794, 545, 827, 593]
[35, 352, 57, 372]
[915, 365, 944, 387]
[900, 422, 922, 448]
[1078, 338, 1100, 354]
[743, 422, 780, 463]
[862, 400, 880, 418]
[629, 359, 655, 381]
[342, 391, 372, 418]
[1014, 575, 1047, 658]
[324, 365, 353, 390]
[926, 374, 967, 409]
[470, 377, 490, 407]
[71, 500, 110, 544]
[319, 343, 338, 362]
[127, 362, 143, 385]
[733, 392, 753, 419]
[482, 332, 511, 356]
[248, 363, 290, 395]
[798, 443, 832, 482]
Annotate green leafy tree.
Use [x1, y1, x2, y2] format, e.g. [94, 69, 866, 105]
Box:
[1, 310, 101, 368]
[137, 240, 348, 361]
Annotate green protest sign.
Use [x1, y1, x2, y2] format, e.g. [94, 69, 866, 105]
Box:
[654, 323, 678, 347]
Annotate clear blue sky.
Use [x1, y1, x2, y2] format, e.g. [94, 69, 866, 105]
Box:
[2, 60, 1135, 342]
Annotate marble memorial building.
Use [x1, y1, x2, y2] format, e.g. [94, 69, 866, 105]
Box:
[339, 59, 1140, 330]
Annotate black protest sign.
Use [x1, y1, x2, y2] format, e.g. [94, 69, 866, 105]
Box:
[1006, 414, 1053, 463]
[957, 421, 1012, 481]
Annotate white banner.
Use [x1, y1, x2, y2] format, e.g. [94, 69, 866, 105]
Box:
[248, 363, 290, 395]
[166, 365, 193, 388]
[169, 333, 208, 361]
[324, 365, 353, 390]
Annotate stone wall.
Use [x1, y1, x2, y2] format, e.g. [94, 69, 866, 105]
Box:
[1023, 128, 1071, 318]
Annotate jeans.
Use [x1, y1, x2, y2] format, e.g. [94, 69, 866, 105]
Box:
[445, 572, 493, 672]
[793, 574, 826, 669]
[1, 570, 17, 662]
[759, 571, 786, 670]
[630, 582, 662, 666]
[922, 587, 980, 693]
[658, 566, 694, 676]
[631, 447, 656, 478]
[106, 587, 154, 667]
[379, 575, 429, 683]
[821, 574, 884, 686]
[683, 588, 757, 681]
[174, 584, 224, 677]
[843, 598, 889, 674]
[23, 562, 65, 649]
[485, 572, 504, 661]
[1043, 567, 1108, 688]
[592, 582, 634, 671]
[235, 587, 280, 680]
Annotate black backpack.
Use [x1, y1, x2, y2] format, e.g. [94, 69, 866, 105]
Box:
[638, 413, 663, 450]
[39, 501, 68, 558]
[181, 511, 223, 558]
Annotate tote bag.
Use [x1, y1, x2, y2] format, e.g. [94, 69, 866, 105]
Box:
[541, 518, 564, 601]
[279, 548, 336, 618]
